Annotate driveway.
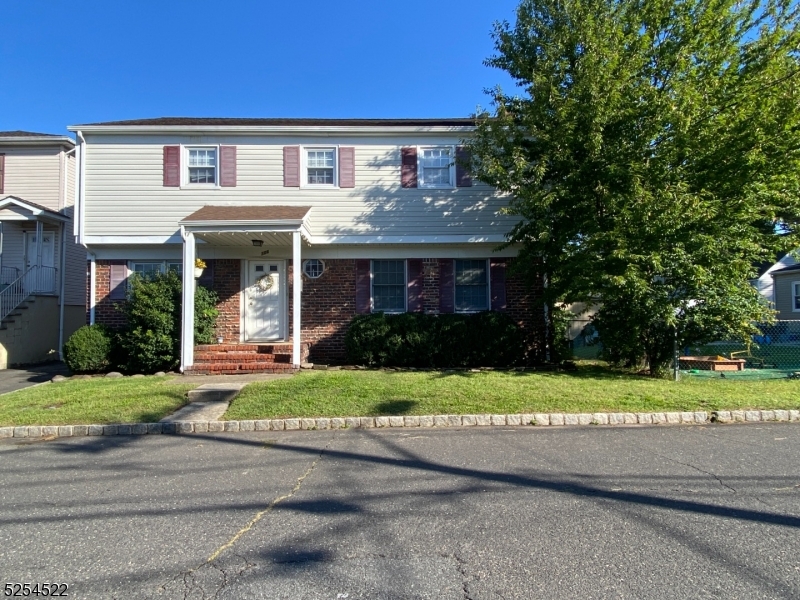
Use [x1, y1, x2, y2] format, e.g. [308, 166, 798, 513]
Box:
[0, 361, 69, 395]
[0, 424, 798, 599]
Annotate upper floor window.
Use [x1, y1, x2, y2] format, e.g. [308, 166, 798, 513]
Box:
[187, 147, 217, 185]
[418, 147, 454, 189]
[372, 259, 406, 313]
[455, 259, 489, 312]
[304, 148, 337, 187]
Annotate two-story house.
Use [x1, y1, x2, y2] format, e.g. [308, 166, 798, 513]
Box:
[68, 118, 542, 373]
[0, 131, 87, 368]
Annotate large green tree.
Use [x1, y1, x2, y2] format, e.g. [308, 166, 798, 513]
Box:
[468, 0, 800, 375]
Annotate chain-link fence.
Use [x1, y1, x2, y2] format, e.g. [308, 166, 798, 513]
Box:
[565, 319, 800, 379]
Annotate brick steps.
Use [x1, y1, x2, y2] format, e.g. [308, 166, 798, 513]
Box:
[190, 343, 298, 375]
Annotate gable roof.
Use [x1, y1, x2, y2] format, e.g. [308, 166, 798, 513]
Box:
[0, 196, 70, 221]
[73, 117, 476, 128]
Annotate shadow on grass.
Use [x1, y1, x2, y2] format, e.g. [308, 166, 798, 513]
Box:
[371, 399, 417, 415]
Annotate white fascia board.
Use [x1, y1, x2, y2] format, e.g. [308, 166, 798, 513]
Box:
[0, 136, 75, 148]
[67, 125, 474, 136]
[84, 235, 183, 244]
[182, 219, 305, 229]
[311, 234, 508, 245]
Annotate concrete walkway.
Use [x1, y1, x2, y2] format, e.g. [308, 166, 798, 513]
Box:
[0, 362, 71, 395]
[161, 373, 293, 422]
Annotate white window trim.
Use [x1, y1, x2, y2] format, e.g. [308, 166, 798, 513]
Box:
[371, 259, 407, 314]
[128, 260, 183, 277]
[793, 281, 800, 312]
[302, 259, 325, 279]
[301, 145, 339, 189]
[417, 145, 456, 190]
[182, 145, 220, 188]
[454, 258, 491, 313]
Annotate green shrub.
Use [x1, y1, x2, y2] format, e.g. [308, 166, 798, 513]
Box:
[345, 312, 526, 368]
[119, 271, 219, 373]
[63, 324, 114, 373]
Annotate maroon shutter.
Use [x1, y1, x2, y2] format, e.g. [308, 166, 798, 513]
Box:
[109, 264, 127, 300]
[401, 147, 417, 188]
[456, 146, 472, 187]
[163, 146, 180, 187]
[439, 259, 455, 313]
[407, 259, 423, 313]
[355, 259, 371, 314]
[283, 146, 301, 187]
[0, 154, 5, 194]
[339, 147, 355, 188]
[490, 259, 507, 311]
[220, 146, 237, 187]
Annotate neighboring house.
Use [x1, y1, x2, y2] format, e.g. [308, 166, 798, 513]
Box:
[67, 118, 542, 373]
[753, 251, 799, 319]
[0, 131, 86, 368]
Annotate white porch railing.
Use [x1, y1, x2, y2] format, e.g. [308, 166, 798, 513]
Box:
[0, 266, 58, 322]
[0, 266, 20, 286]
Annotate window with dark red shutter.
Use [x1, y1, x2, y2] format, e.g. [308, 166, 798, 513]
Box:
[439, 259, 455, 313]
[220, 146, 237, 187]
[355, 259, 371, 314]
[456, 146, 473, 187]
[163, 146, 180, 187]
[109, 264, 128, 300]
[283, 146, 301, 187]
[339, 147, 355, 188]
[0, 154, 5, 194]
[407, 259, 424, 313]
[401, 147, 417, 188]
[490, 259, 507, 311]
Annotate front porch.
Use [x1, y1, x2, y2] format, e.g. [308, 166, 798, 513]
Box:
[185, 342, 311, 375]
[179, 205, 312, 372]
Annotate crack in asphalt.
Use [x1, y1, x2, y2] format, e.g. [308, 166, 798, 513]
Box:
[636, 445, 737, 494]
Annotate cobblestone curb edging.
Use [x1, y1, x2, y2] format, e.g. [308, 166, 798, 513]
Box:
[1, 409, 798, 440]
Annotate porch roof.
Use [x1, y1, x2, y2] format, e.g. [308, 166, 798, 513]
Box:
[0, 196, 70, 223]
[180, 205, 312, 246]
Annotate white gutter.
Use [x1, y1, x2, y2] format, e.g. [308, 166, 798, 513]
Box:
[75, 131, 86, 246]
[67, 125, 475, 136]
[88, 251, 96, 325]
[58, 146, 77, 360]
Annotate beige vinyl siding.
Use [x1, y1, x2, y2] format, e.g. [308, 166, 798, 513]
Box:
[0, 223, 26, 275]
[772, 273, 800, 320]
[2, 148, 62, 210]
[62, 155, 85, 306]
[82, 135, 517, 240]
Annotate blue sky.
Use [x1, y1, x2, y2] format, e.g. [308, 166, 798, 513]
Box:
[1, 0, 521, 135]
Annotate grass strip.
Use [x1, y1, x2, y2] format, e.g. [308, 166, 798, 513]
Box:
[0, 376, 196, 426]
[224, 367, 800, 420]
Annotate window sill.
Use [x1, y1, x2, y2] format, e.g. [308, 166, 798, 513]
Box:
[300, 184, 340, 190]
[180, 184, 222, 191]
[418, 184, 455, 190]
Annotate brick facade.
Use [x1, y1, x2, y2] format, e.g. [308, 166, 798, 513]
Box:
[288, 258, 357, 364]
[90, 255, 544, 365]
[91, 260, 127, 329]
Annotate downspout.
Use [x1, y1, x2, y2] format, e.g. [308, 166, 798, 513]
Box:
[58, 146, 77, 360]
[88, 251, 96, 325]
[75, 131, 86, 246]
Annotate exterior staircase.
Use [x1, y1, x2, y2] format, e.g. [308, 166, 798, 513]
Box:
[185, 343, 301, 375]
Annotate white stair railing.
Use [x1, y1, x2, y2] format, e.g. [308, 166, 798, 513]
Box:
[0, 266, 58, 322]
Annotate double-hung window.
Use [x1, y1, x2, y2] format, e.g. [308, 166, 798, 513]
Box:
[793, 282, 800, 311]
[418, 147, 454, 188]
[455, 259, 489, 312]
[130, 261, 183, 280]
[372, 260, 406, 313]
[186, 147, 217, 185]
[304, 148, 337, 186]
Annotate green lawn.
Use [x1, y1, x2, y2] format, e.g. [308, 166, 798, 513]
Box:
[223, 366, 800, 420]
[0, 377, 196, 426]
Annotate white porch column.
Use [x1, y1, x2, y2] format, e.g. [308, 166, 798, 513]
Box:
[180, 229, 196, 372]
[35, 221, 43, 269]
[292, 230, 302, 367]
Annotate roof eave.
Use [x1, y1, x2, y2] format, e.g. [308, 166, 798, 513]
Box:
[0, 136, 75, 148]
[67, 125, 475, 135]
[181, 219, 306, 227]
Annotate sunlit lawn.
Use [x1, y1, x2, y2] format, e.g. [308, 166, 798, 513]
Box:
[0, 377, 196, 426]
[224, 366, 800, 420]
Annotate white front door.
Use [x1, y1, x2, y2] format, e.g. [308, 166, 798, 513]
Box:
[25, 232, 55, 269]
[244, 261, 285, 341]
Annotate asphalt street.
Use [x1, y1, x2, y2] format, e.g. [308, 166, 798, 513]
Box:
[0, 423, 798, 599]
